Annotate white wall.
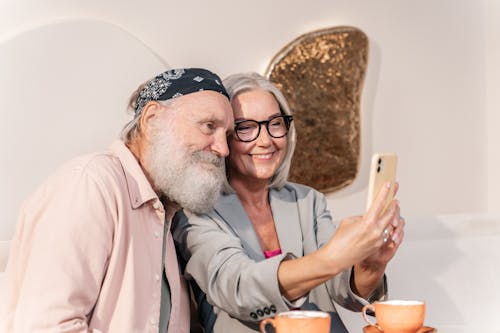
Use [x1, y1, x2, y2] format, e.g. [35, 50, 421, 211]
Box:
[328, 0, 489, 219]
[486, 0, 500, 214]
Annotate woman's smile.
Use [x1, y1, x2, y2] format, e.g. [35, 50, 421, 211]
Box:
[250, 152, 275, 160]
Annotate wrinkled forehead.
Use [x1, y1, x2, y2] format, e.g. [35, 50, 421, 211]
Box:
[170, 90, 233, 124]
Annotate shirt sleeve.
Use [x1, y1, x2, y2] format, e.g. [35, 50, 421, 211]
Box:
[6, 163, 115, 332]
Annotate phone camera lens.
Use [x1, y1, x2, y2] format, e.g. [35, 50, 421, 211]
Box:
[377, 166, 381, 173]
[378, 158, 382, 165]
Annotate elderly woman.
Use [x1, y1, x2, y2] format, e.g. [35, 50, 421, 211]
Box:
[173, 72, 405, 333]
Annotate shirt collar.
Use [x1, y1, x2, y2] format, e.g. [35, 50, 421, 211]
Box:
[109, 140, 158, 209]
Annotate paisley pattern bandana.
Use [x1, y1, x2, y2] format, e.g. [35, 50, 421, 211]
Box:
[134, 68, 229, 115]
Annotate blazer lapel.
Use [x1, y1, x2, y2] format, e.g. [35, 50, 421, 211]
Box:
[269, 188, 304, 258]
[214, 193, 265, 261]
[214, 188, 304, 261]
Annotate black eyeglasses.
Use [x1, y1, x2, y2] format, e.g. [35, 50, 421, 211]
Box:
[233, 115, 293, 142]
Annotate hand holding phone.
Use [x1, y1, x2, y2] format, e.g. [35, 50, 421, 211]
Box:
[366, 153, 398, 213]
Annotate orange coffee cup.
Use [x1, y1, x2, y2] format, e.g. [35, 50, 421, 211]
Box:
[362, 300, 425, 333]
[260, 310, 330, 333]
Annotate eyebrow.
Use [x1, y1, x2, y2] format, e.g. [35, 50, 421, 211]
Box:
[234, 112, 282, 122]
[195, 114, 233, 131]
[195, 114, 223, 123]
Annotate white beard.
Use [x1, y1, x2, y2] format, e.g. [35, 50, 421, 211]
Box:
[144, 128, 225, 214]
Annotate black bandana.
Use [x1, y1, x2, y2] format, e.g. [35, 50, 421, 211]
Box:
[134, 68, 229, 115]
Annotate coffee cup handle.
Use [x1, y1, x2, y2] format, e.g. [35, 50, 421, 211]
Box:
[259, 318, 276, 333]
[362, 304, 383, 332]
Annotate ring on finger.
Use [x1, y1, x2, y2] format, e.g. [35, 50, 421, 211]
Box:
[383, 228, 391, 243]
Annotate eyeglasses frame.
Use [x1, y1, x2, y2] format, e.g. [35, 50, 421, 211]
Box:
[233, 114, 294, 142]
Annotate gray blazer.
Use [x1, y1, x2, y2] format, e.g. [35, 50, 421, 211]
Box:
[173, 182, 386, 333]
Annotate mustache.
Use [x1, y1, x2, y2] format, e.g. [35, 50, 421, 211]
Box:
[191, 151, 224, 168]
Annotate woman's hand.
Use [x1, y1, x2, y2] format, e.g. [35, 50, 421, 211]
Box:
[320, 182, 405, 277]
[361, 182, 405, 268]
[277, 182, 405, 301]
[351, 182, 405, 298]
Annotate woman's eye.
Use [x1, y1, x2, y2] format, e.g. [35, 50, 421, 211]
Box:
[270, 119, 284, 127]
[236, 121, 258, 131]
[238, 126, 251, 131]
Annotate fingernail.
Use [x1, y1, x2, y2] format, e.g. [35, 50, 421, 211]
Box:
[385, 181, 392, 188]
[392, 234, 399, 243]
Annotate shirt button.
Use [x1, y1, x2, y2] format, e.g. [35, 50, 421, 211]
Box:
[155, 274, 160, 281]
[154, 231, 160, 238]
[150, 318, 156, 325]
[153, 201, 161, 210]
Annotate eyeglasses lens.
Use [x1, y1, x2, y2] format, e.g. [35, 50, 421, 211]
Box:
[235, 116, 290, 142]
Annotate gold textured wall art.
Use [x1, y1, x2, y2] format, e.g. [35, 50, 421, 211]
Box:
[266, 26, 368, 193]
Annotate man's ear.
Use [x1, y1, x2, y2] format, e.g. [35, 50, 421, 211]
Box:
[139, 101, 164, 135]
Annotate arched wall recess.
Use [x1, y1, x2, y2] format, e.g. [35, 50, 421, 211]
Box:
[0, 19, 169, 239]
[266, 26, 368, 193]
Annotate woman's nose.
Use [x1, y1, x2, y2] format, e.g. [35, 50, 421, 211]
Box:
[255, 124, 273, 145]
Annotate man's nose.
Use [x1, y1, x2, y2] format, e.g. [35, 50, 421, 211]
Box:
[211, 130, 230, 157]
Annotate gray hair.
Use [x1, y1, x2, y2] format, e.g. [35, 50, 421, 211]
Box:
[222, 72, 297, 192]
[120, 81, 175, 144]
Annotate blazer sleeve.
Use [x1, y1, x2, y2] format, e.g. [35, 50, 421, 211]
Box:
[173, 209, 295, 322]
[310, 188, 387, 311]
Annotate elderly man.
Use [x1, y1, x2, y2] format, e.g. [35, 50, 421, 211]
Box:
[1, 68, 233, 333]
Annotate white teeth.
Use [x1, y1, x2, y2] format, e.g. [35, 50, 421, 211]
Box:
[254, 153, 273, 159]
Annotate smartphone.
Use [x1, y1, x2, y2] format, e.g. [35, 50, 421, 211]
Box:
[366, 153, 398, 213]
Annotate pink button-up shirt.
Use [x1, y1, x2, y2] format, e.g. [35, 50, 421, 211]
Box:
[0, 140, 190, 333]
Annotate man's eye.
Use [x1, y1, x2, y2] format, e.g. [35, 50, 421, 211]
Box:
[202, 122, 216, 132]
